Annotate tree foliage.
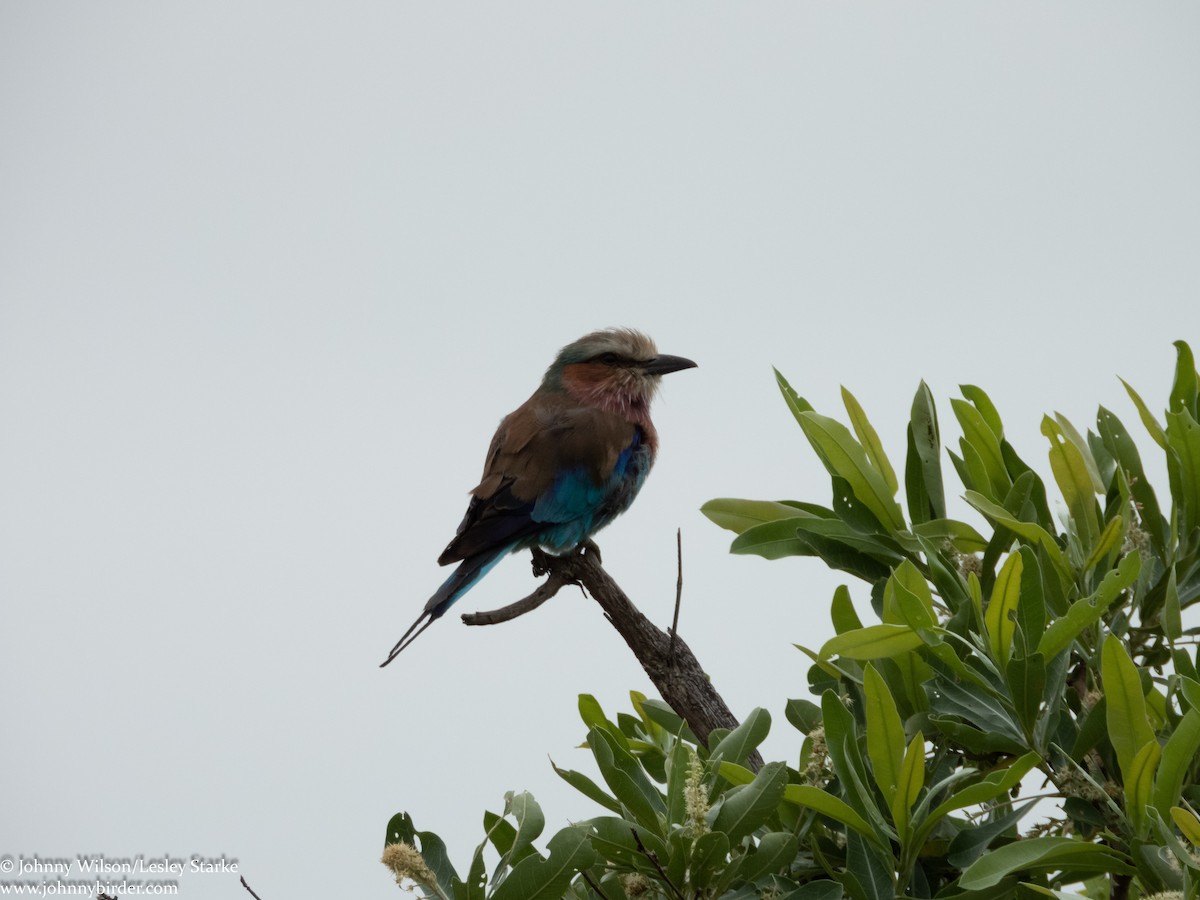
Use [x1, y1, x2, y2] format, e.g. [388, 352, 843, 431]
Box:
[384, 340, 1200, 899]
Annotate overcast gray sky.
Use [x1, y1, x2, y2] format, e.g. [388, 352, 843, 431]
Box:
[2, 3, 1198, 898]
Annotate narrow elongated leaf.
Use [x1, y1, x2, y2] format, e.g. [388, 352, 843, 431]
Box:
[953, 398, 1011, 501]
[797, 409, 905, 531]
[819, 624, 924, 660]
[862, 665, 905, 806]
[700, 498, 822, 535]
[587, 727, 665, 832]
[775, 367, 815, 426]
[1126, 740, 1161, 834]
[711, 761, 788, 843]
[1166, 410, 1200, 535]
[710, 708, 771, 768]
[905, 381, 945, 525]
[1120, 377, 1168, 450]
[1102, 635, 1155, 779]
[986, 552, 1023, 663]
[504, 791, 546, 868]
[1154, 708, 1200, 815]
[964, 491, 1070, 586]
[891, 732, 925, 841]
[912, 518, 989, 552]
[551, 760, 622, 816]
[1172, 806, 1200, 846]
[737, 831, 800, 883]
[1169, 339, 1199, 418]
[1042, 415, 1101, 551]
[782, 784, 877, 841]
[842, 386, 899, 494]
[831, 585, 863, 634]
[1036, 552, 1140, 660]
[958, 837, 1132, 889]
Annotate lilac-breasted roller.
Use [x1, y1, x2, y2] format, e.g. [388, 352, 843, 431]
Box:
[380, 328, 696, 665]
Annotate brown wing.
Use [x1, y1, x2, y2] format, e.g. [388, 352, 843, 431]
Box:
[437, 391, 637, 565]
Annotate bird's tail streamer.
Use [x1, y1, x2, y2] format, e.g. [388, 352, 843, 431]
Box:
[379, 547, 507, 666]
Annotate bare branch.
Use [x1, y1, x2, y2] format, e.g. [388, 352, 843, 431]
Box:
[668, 528, 682, 669]
[240, 876, 265, 900]
[459, 542, 763, 771]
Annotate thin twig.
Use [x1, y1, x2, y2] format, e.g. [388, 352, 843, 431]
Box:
[668, 528, 682, 669]
[630, 828, 686, 900]
[240, 876, 265, 900]
[461, 572, 569, 625]
[578, 868, 605, 897]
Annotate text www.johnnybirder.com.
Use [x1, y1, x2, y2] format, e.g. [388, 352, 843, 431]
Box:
[0, 853, 239, 895]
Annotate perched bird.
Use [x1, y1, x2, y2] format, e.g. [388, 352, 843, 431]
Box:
[381, 328, 696, 665]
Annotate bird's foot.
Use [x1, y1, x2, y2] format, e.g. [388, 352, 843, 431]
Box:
[530, 546, 553, 577]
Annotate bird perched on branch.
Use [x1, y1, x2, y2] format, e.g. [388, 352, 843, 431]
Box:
[381, 328, 696, 665]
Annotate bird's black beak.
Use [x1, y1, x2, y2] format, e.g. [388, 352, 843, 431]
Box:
[641, 354, 698, 376]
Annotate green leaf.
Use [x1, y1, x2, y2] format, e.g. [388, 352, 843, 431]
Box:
[1166, 409, 1200, 536]
[862, 665, 905, 806]
[958, 837, 1132, 889]
[638, 699, 698, 744]
[587, 727, 665, 832]
[831, 585, 863, 634]
[986, 552, 1023, 663]
[578, 694, 610, 731]
[383, 813, 461, 896]
[710, 708, 771, 769]
[1042, 415, 1101, 552]
[905, 381, 945, 525]
[1007, 653, 1046, 736]
[700, 498, 819, 535]
[782, 783, 877, 841]
[482, 810, 518, 860]
[963, 490, 1070, 587]
[775, 367, 814, 426]
[891, 732, 925, 841]
[1102, 635, 1156, 780]
[953, 397, 1011, 501]
[490, 825, 598, 900]
[711, 761, 789, 843]
[1081, 514, 1124, 574]
[796, 409, 905, 532]
[1126, 739, 1161, 834]
[1169, 339, 1199, 418]
[1036, 552, 1140, 660]
[736, 831, 800, 883]
[1154, 708, 1200, 816]
[785, 698, 823, 735]
[890, 559, 937, 631]
[1165, 567, 1183, 642]
[1120, 376, 1168, 450]
[551, 760, 623, 816]
[911, 518, 989, 553]
[503, 791, 545, 868]
[819, 624, 925, 660]
[912, 752, 1040, 849]
[689, 831, 731, 891]
[842, 386, 899, 494]
[1172, 806, 1200, 846]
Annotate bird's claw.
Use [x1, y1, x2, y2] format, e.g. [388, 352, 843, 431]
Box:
[530, 546, 552, 577]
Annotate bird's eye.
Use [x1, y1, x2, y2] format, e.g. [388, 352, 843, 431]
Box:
[596, 352, 621, 365]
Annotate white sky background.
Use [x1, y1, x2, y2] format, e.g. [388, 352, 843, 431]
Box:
[2, 3, 1198, 897]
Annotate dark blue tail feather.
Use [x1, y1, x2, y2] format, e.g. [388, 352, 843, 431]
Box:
[379, 546, 508, 666]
